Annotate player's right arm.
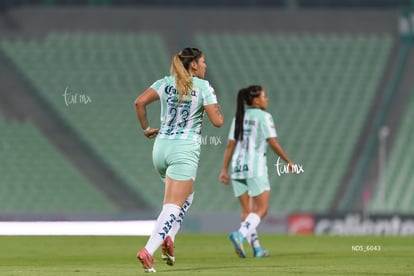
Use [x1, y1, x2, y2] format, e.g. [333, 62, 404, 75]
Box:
[135, 87, 160, 139]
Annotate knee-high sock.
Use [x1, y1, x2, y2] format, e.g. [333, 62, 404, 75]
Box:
[243, 223, 261, 248]
[144, 203, 181, 255]
[238, 213, 261, 238]
[168, 192, 194, 242]
[248, 229, 261, 248]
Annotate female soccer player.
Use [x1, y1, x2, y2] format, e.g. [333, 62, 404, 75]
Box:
[135, 47, 224, 272]
[219, 85, 294, 258]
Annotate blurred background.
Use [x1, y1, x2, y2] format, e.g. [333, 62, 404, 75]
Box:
[0, 0, 413, 235]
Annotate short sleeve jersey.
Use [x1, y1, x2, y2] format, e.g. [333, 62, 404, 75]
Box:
[150, 76, 217, 141]
[228, 108, 277, 179]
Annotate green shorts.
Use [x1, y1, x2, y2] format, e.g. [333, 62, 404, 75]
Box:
[231, 175, 270, 197]
[152, 138, 200, 181]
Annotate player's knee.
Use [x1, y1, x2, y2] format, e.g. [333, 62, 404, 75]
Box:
[256, 207, 268, 219]
[241, 211, 249, 220]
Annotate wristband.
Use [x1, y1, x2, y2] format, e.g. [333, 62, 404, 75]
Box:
[143, 126, 150, 132]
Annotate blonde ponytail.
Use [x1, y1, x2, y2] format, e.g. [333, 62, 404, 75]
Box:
[171, 55, 193, 103]
[170, 48, 203, 103]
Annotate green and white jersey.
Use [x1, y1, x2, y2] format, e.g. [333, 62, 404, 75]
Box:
[228, 108, 277, 179]
[151, 76, 217, 141]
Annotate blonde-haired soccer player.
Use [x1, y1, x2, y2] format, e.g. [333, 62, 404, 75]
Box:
[135, 47, 224, 272]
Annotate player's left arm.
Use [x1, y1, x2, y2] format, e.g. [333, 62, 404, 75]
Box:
[267, 137, 295, 172]
[204, 103, 224, 127]
[135, 87, 160, 139]
[262, 112, 295, 172]
[202, 81, 224, 128]
[219, 139, 236, 185]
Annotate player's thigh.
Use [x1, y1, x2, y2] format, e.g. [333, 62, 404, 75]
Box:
[164, 176, 194, 206]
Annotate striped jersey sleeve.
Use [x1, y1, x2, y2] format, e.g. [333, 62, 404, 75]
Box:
[261, 112, 277, 138]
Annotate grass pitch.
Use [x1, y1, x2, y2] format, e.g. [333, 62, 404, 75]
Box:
[0, 234, 413, 275]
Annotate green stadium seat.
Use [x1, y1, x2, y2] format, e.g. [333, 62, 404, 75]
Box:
[193, 32, 393, 213]
[1, 31, 397, 214]
[1, 33, 172, 210]
[368, 92, 414, 213]
[0, 118, 117, 213]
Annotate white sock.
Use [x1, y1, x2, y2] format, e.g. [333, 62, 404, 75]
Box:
[242, 222, 261, 248]
[238, 213, 261, 238]
[144, 203, 181, 255]
[241, 222, 251, 243]
[249, 230, 261, 248]
[168, 193, 194, 242]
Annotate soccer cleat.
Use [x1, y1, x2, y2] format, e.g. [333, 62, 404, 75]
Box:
[161, 236, 175, 266]
[137, 248, 156, 273]
[229, 231, 246, 258]
[253, 246, 270, 258]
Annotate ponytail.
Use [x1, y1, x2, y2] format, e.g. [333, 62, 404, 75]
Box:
[170, 47, 203, 102]
[171, 55, 192, 102]
[233, 85, 263, 141]
[234, 88, 247, 141]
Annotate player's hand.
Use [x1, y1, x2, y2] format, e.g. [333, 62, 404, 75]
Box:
[219, 170, 230, 185]
[288, 162, 296, 173]
[144, 128, 159, 139]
